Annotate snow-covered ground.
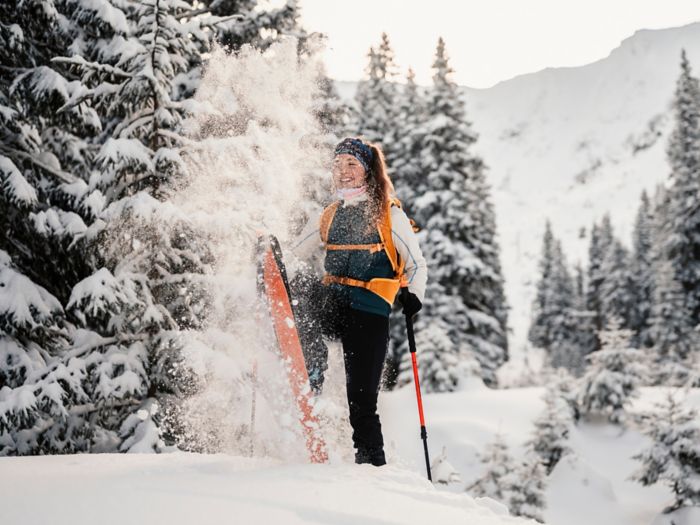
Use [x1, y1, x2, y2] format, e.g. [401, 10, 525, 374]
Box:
[0, 450, 525, 525]
[382, 384, 700, 525]
[2, 384, 697, 524]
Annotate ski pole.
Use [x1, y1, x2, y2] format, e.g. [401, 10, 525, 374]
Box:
[401, 288, 432, 482]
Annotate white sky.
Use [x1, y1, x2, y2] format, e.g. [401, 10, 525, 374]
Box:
[296, 0, 700, 88]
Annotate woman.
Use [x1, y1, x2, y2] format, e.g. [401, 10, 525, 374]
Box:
[290, 137, 427, 466]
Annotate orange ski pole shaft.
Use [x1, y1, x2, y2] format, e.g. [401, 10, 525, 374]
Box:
[402, 289, 432, 482]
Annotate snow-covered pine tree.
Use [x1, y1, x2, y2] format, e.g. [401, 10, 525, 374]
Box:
[505, 456, 547, 523]
[0, 250, 92, 455]
[466, 433, 516, 503]
[629, 190, 655, 347]
[54, 0, 214, 451]
[0, 0, 114, 455]
[665, 50, 700, 324]
[526, 386, 573, 474]
[529, 222, 571, 350]
[413, 37, 508, 387]
[569, 262, 598, 374]
[353, 33, 398, 156]
[598, 238, 635, 329]
[586, 214, 615, 333]
[528, 222, 590, 374]
[391, 67, 427, 210]
[577, 320, 647, 423]
[648, 260, 698, 386]
[385, 68, 428, 385]
[632, 392, 700, 511]
[547, 367, 581, 422]
[0, 0, 100, 303]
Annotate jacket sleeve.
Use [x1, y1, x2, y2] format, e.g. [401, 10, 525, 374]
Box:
[391, 206, 428, 303]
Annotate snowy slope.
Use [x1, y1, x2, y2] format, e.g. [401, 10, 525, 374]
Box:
[0, 453, 530, 525]
[2, 385, 696, 525]
[465, 23, 700, 371]
[337, 22, 700, 375]
[380, 384, 700, 525]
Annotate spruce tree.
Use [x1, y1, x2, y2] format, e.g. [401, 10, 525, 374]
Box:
[648, 260, 698, 386]
[665, 50, 700, 323]
[505, 457, 547, 523]
[632, 392, 700, 511]
[526, 386, 573, 474]
[529, 222, 590, 374]
[467, 433, 516, 503]
[385, 68, 428, 383]
[414, 38, 508, 387]
[529, 222, 572, 351]
[586, 215, 615, 332]
[391, 67, 427, 209]
[629, 191, 655, 347]
[0, 250, 89, 455]
[577, 320, 647, 424]
[598, 239, 635, 329]
[353, 33, 398, 157]
[55, 0, 213, 451]
[0, 0, 108, 454]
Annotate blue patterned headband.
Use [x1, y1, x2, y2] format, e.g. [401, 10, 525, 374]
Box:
[334, 138, 374, 173]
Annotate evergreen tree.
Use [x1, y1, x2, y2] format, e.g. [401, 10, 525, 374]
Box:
[0, 250, 89, 455]
[586, 215, 614, 332]
[505, 457, 547, 523]
[467, 433, 516, 503]
[648, 260, 698, 386]
[577, 320, 647, 423]
[665, 50, 700, 323]
[391, 67, 427, 209]
[414, 38, 508, 387]
[53, 0, 214, 451]
[598, 238, 635, 328]
[632, 392, 700, 511]
[353, 33, 398, 158]
[529, 222, 572, 350]
[385, 68, 428, 383]
[629, 191, 655, 347]
[526, 386, 573, 474]
[529, 222, 591, 374]
[0, 0, 110, 454]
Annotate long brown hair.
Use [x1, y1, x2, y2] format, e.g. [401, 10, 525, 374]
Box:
[365, 141, 395, 220]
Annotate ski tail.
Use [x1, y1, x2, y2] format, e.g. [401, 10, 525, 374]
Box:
[256, 234, 327, 463]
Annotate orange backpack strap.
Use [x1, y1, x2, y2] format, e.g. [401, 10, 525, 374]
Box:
[377, 198, 407, 283]
[319, 201, 341, 244]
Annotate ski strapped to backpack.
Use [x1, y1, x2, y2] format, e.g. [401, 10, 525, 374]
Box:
[319, 197, 418, 305]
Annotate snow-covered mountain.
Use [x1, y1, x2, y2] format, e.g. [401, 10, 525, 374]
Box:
[338, 22, 700, 374]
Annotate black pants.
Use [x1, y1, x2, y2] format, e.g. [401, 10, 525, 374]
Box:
[291, 272, 389, 451]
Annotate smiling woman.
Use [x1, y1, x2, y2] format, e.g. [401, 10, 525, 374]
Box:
[289, 137, 427, 466]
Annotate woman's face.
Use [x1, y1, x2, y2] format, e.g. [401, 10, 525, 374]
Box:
[332, 154, 366, 189]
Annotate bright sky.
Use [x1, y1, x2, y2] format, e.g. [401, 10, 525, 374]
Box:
[296, 0, 699, 88]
